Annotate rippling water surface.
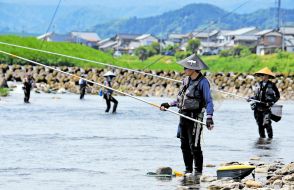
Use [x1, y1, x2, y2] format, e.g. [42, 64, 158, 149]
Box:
[0, 88, 293, 190]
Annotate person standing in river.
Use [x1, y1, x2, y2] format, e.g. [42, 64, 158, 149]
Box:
[23, 74, 34, 103]
[248, 67, 280, 139]
[103, 71, 118, 113]
[160, 54, 214, 176]
[79, 75, 87, 100]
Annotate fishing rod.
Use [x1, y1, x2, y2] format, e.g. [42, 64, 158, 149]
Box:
[0, 41, 180, 83]
[213, 89, 262, 103]
[0, 50, 206, 125]
[0, 41, 258, 102]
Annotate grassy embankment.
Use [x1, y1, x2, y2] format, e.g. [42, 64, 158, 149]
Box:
[0, 88, 9, 97]
[0, 35, 293, 74]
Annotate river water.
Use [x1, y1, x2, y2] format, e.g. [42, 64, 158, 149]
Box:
[0, 87, 293, 190]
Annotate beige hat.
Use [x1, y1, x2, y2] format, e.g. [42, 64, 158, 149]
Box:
[255, 67, 275, 78]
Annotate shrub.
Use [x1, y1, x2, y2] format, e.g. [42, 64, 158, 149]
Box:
[220, 49, 232, 57]
[175, 51, 192, 60]
[0, 88, 9, 97]
[276, 50, 290, 59]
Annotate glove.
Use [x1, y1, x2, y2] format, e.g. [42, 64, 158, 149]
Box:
[206, 117, 214, 130]
[160, 102, 170, 111]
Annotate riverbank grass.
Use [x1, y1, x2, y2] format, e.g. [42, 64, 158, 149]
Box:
[0, 88, 9, 97]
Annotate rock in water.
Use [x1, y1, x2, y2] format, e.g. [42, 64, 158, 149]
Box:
[156, 167, 172, 175]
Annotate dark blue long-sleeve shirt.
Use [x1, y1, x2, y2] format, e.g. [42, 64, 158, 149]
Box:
[199, 77, 214, 116]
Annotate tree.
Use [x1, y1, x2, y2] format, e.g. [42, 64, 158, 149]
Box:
[150, 42, 160, 54]
[135, 46, 149, 61]
[186, 39, 200, 54]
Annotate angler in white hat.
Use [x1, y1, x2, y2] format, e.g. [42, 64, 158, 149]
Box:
[103, 71, 118, 113]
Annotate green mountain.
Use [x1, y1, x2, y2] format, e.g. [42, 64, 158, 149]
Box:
[93, 3, 294, 38]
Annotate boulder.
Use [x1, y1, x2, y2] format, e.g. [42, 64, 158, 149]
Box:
[273, 179, 283, 189]
[256, 165, 270, 173]
[276, 163, 294, 175]
[282, 173, 294, 185]
[0, 77, 8, 88]
[245, 179, 262, 188]
[200, 175, 217, 182]
[208, 179, 244, 190]
[156, 167, 172, 175]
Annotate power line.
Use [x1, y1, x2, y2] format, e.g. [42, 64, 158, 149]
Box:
[192, 0, 252, 36]
[40, 0, 63, 49]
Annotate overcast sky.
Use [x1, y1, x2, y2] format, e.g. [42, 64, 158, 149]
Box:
[1, 0, 293, 13]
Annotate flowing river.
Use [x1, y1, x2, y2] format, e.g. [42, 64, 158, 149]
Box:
[0, 87, 293, 190]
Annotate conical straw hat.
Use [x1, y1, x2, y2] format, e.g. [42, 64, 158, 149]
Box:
[177, 54, 209, 70]
[103, 71, 116, 77]
[254, 67, 275, 78]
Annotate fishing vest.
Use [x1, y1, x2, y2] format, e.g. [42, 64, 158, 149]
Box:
[103, 80, 113, 95]
[254, 81, 277, 103]
[79, 79, 87, 86]
[177, 75, 205, 112]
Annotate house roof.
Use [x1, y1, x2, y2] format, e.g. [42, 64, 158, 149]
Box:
[226, 27, 257, 36]
[284, 36, 294, 47]
[136, 34, 155, 40]
[280, 27, 294, 35]
[71, 32, 101, 42]
[193, 30, 219, 38]
[219, 30, 233, 35]
[263, 32, 282, 37]
[99, 41, 118, 49]
[255, 29, 274, 36]
[37, 32, 69, 42]
[116, 33, 141, 40]
[97, 38, 112, 45]
[168, 33, 190, 39]
[234, 35, 258, 41]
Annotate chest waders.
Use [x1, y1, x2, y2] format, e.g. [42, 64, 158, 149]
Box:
[23, 81, 32, 103]
[103, 81, 118, 113]
[253, 82, 278, 138]
[79, 83, 87, 100]
[178, 76, 205, 174]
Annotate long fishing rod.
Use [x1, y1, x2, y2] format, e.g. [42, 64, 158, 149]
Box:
[0, 41, 180, 83]
[213, 89, 261, 103]
[0, 50, 206, 125]
[0, 41, 258, 102]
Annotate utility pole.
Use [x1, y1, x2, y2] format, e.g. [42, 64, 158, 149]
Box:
[276, 0, 285, 51]
[276, 0, 281, 30]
